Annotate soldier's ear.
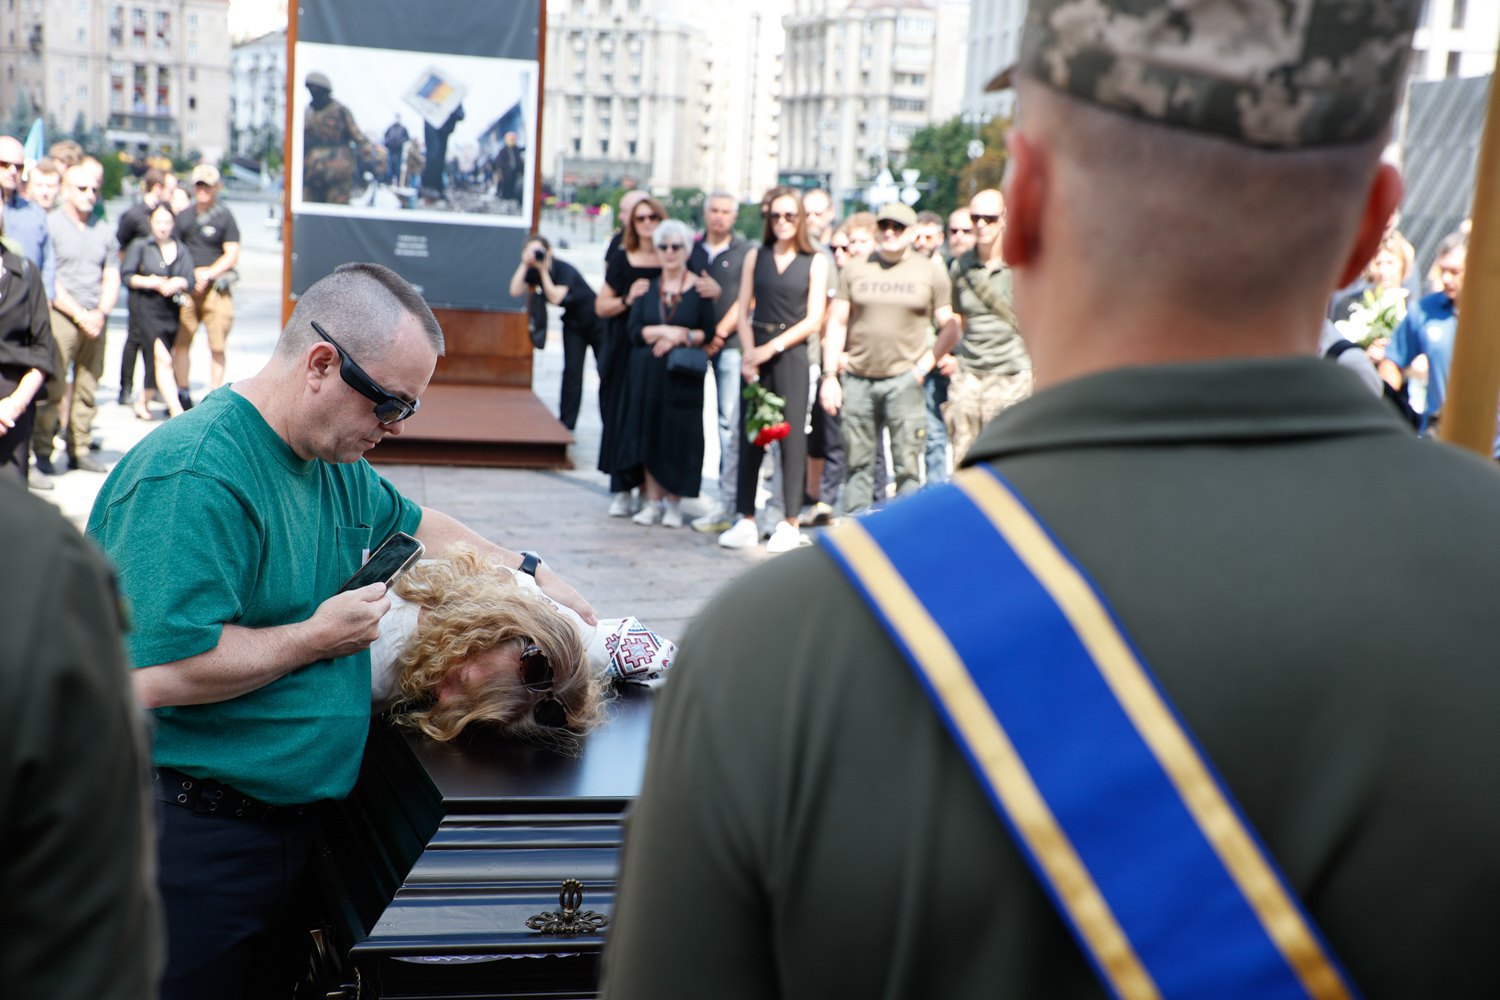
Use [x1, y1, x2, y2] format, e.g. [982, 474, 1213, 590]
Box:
[1002, 129, 1045, 269]
[1336, 162, 1403, 290]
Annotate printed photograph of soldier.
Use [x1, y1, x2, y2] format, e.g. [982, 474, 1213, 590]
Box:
[291, 42, 536, 224]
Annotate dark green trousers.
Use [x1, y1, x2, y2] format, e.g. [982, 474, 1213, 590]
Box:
[840, 372, 926, 513]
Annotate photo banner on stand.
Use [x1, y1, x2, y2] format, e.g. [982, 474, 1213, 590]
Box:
[290, 0, 541, 311]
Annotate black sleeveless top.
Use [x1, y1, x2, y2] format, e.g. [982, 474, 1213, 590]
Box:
[749, 249, 813, 346]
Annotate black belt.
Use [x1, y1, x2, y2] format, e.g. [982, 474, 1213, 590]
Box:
[152, 766, 311, 822]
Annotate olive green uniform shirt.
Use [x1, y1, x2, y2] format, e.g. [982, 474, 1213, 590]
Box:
[0, 478, 161, 998]
[950, 248, 1030, 375]
[603, 358, 1500, 999]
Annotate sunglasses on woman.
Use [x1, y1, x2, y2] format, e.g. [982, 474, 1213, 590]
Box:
[311, 321, 420, 424]
[519, 641, 568, 729]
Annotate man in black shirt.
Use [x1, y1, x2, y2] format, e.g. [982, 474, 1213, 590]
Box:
[508, 235, 600, 431]
[173, 164, 240, 404]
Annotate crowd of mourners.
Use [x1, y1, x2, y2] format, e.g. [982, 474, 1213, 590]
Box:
[518, 185, 1035, 552]
[518, 184, 1472, 554]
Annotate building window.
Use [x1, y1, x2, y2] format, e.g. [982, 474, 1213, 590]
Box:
[133, 63, 147, 112]
[77, 56, 86, 69]
[572, 137, 581, 154]
[1451, 0, 1467, 29]
[109, 6, 123, 46]
[1446, 50, 1462, 76]
[156, 65, 170, 114]
[627, 139, 636, 156]
[188, 41, 197, 57]
[600, 139, 609, 154]
[187, 12, 197, 30]
[132, 7, 147, 50]
[188, 95, 196, 110]
[110, 72, 124, 110]
[188, 66, 196, 82]
[77, 27, 86, 43]
[155, 11, 170, 51]
[188, 121, 198, 137]
[890, 97, 926, 113]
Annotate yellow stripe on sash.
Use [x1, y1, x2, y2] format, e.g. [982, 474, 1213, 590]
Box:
[952, 468, 1352, 1000]
[828, 519, 1162, 1000]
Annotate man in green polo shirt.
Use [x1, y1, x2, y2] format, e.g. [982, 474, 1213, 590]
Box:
[88, 262, 595, 1000]
[602, 1, 1500, 996]
[819, 202, 957, 512]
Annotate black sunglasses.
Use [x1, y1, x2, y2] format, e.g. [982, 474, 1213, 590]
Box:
[970, 213, 1001, 225]
[519, 641, 568, 729]
[878, 220, 908, 233]
[768, 211, 799, 222]
[657, 242, 685, 252]
[948, 226, 974, 235]
[311, 320, 419, 424]
[634, 212, 661, 223]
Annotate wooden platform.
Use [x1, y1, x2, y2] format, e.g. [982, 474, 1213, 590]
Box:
[366, 385, 573, 469]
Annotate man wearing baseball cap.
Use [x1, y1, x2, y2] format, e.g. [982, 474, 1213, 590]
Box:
[173, 162, 240, 405]
[817, 200, 957, 513]
[603, 1, 1500, 996]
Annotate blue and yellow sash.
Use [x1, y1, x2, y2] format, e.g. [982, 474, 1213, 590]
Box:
[819, 466, 1357, 1000]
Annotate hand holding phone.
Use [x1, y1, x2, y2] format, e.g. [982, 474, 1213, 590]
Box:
[339, 531, 425, 594]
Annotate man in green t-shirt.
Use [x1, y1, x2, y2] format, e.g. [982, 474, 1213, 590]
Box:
[87, 261, 596, 1000]
[819, 202, 957, 513]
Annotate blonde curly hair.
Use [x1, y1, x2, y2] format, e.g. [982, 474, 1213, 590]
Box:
[389, 545, 606, 746]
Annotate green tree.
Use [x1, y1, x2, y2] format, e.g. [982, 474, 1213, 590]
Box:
[898, 115, 1012, 217]
[735, 202, 763, 241]
[661, 186, 705, 228]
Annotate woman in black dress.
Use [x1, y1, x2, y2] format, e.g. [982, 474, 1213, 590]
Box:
[616, 219, 716, 527]
[121, 202, 194, 420]
[594, 195, 664, 517]
[0, 202, 56, 483]
[717, 187, 829, 553]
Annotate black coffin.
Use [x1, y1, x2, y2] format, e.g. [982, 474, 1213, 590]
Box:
[307, 687, 654, 999]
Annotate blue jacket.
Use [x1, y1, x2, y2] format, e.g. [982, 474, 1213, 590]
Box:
[2, 193, 56, 300]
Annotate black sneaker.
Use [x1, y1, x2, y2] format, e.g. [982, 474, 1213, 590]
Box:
[117, 389, 131, 406]
[33, 453, 57, 476]
[178, 389, 195, 411]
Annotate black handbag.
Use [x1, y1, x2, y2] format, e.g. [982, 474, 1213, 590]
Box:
[665, 346, 708, 377]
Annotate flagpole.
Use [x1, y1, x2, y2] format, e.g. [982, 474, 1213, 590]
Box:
[1437, 40, 1500, 456]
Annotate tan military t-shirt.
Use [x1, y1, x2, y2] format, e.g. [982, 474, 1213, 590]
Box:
[837, 251, 951, 378]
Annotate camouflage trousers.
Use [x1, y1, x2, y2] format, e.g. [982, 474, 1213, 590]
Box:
[943, 366, 1033, 464]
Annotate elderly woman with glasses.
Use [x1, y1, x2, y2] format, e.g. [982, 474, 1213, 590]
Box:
[612, 218, 717, 527]
[371, 544, 674, 746]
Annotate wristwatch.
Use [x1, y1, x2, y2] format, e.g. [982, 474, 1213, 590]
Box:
[518, 550, 543, 578]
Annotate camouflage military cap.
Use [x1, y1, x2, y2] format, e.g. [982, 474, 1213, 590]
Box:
[305, 71, 333, 90]
[1014, 0, 1422, 148]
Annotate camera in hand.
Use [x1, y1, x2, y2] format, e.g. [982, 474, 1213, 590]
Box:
[532, 248, 546, 263]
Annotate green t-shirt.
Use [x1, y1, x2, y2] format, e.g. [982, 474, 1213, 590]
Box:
[86, 387, 422, 804]
[950, 249, 1030, 374]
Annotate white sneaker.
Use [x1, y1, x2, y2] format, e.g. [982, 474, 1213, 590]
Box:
[632, 501, 663, 526]
[718, 517, 760, 549]
[631, 491, 645, 514]
[608, 492, 632, 517]
[661, 500, 684, 528]
[765, 521, 809, 554]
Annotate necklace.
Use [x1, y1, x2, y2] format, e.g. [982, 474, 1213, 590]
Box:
[659, 271, 690, 324]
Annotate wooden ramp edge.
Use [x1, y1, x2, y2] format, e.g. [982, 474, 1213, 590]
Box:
[366, 385, 573, 469]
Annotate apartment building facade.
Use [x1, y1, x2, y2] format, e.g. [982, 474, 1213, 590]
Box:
[779, 0, 967, 209]
[227, 26, 284, 160]
[0, 0, 229, 160]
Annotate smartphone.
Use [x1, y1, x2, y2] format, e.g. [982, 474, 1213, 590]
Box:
[339, 531, 424, 593]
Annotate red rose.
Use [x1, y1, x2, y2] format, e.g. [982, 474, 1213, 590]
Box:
[768, 422, 791, 442]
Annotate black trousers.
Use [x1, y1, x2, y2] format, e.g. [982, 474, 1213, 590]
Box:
[559, 317, 604, 431]
[155, 796, 317, 1000]
[120, 326, 158, 394]
[737, 345, 809, 518]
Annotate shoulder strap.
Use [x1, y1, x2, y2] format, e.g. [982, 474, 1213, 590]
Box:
[819, 467, 1358, 1000]
[954, 259, 1016, 326]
